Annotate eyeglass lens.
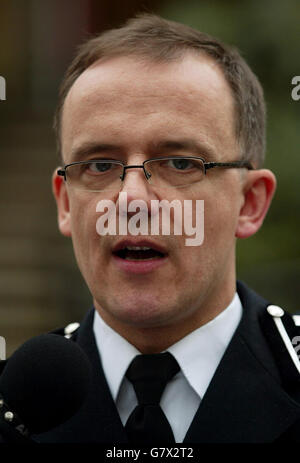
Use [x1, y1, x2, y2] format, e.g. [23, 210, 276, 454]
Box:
[65, 158, 205, 191]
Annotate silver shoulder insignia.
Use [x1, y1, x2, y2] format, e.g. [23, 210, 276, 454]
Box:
[267, 305, 284, 317]
[267, 305, 300, 374]
[64, 322, 80, 339]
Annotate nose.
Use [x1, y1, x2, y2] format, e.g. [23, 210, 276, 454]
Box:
[117, 164, 158, 217]
[121, 164, 155, 194]
[121, 164, 150, 182]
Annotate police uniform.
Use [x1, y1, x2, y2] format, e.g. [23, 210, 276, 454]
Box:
[14, 282, 300, 442]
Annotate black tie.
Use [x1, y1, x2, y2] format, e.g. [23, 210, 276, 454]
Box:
[125, 352, 180, 444]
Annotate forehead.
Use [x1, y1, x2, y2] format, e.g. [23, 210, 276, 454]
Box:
[61, 54, 237, 160]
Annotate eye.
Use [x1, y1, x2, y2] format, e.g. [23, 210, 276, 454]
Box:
[87, 161, 115, 173]
[165, 158, 198, 170]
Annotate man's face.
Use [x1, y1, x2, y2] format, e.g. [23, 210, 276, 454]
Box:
[56, 54, 247, 339]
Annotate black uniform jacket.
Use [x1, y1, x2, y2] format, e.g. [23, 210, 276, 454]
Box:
[34, 281, 300, 443]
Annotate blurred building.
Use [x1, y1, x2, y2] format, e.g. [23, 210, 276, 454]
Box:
[0, 0, 163, 355]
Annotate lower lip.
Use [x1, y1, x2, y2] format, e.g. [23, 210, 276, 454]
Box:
[112, 254, 168, 274]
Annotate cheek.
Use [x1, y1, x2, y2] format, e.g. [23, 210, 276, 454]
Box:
[206, 202, 236, 239]
[205, 181, 242, 237]
[189, 193, 240, 265]
[68, 195, 100, 266]
[177, 201, 237, 286]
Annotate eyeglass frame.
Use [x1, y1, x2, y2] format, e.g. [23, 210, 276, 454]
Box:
[57, 156, 254, 189]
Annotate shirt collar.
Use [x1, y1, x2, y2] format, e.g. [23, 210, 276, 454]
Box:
[93, 293, 242, 401]
[93, 312, 140, 400]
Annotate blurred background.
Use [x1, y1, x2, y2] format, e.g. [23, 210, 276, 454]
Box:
[0, 0, 299, 356]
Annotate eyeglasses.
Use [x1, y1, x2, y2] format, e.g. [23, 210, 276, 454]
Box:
[57, 156, 253, 192]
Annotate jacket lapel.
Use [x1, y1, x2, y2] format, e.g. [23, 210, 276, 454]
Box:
[184, 282, 300, 443]
[75, 309, 129, 442]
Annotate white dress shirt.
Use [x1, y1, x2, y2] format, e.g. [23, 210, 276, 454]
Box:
[93, 293, 242, 443]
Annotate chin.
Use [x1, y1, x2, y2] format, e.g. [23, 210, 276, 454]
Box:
[105, 300, 179, 329]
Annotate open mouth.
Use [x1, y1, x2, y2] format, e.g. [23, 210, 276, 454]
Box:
[113, 246, 166, 261]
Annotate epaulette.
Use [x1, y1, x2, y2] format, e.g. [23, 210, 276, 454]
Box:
[266, 305, 300, 375]
[50, 322, 80, 340]
[264, 305, 300, 392]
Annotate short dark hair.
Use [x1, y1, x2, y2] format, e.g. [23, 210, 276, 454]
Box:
[54, 14, 266, 167]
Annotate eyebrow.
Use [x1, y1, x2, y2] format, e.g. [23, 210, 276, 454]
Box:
[148, 139, 216, 160]
[68, 138, 216, 163]
[69, 143, 123, 162]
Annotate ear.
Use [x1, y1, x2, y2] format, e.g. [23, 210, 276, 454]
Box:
[235, 169, 277, 239]
[52, 168, 72, 237]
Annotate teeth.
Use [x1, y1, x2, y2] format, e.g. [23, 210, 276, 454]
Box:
[125, 246, 152, 251]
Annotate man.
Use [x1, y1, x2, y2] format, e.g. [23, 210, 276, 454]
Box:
[36, 14, 300, 443]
